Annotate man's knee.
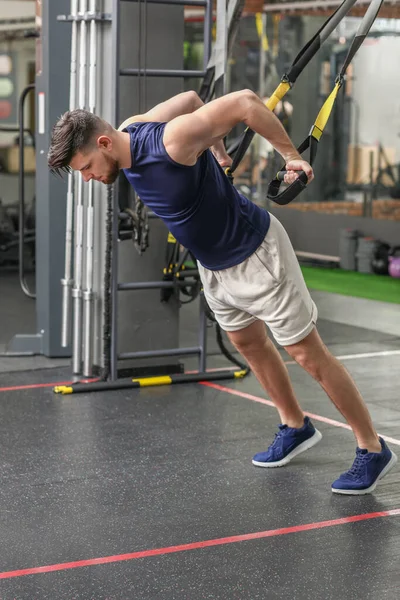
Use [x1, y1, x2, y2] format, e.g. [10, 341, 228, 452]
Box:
[289, 347, 322, 380]
[285, 331, 330, 381]
[227, 321, 269, 355]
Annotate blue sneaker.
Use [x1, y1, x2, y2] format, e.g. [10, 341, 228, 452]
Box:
[252, 416, 322, 468]
[332, 437, 397, 495]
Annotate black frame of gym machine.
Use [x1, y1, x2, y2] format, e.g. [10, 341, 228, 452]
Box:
[52, 0, 248, 394]
[109, 0, 215, 382]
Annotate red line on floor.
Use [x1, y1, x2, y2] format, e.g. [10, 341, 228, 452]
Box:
[0, 379, 99, 393]
[0, 369, 237, 393]
[0, 369, 236, 393]
[0, 381, 73, 392]
[201, 382, 400, 447]
[1, 509, 399, 580]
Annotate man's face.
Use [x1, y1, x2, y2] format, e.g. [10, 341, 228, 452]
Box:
[70, 140, 120, 185]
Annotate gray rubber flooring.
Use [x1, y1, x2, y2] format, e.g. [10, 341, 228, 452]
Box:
[0, 272, 400, 598]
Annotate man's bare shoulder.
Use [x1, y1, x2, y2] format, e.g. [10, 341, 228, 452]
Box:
[117, 115, 148, 132]
[163, 114, 204, 166]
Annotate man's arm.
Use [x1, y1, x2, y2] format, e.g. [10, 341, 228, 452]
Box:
[163, 90, 312, 182]
[118, 90, 231, 167]
[118, 91, 201, 131]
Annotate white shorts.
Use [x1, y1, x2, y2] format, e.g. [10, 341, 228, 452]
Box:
[198, 213, 318, 346]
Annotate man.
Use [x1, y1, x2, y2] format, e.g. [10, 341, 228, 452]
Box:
[48, 89, 397, 494]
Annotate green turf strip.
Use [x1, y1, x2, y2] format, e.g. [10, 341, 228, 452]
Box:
[301, 266, 400, 304]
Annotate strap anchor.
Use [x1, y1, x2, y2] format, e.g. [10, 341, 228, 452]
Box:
[281, 73, 292, 87]
[335, 74, 345, 87]
[225, 167, 234, 184]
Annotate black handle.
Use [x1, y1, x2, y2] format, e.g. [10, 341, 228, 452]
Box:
[276, 170, 287, 181]
[266, 134, 316, 205]
[267, 170, 309, 205]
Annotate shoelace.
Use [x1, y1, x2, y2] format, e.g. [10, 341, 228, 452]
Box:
[268, 429, 286, 450]
[346, 450, 368, 479]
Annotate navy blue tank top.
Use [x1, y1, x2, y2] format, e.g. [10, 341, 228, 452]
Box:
[122, 122, 270, 270]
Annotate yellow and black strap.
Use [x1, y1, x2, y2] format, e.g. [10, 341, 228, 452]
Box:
[267, 0, 383, 205]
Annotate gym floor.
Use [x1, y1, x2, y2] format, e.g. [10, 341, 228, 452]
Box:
[1, 273, 400, 599]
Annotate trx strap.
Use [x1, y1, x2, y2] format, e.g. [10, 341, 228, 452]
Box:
[255, 12, 269, 53]
[255, 13, 281, 95]
[268, 0, 384, 205]
[199, 0, 245, 102]
[226, 0, 366, 199]
[214, 0, 228, 98]
[160, 232, 179, 303]
[160, 234, 201, 304]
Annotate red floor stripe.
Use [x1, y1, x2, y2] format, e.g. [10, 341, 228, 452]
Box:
[0, 378, 99, 393]
[0, 370, 235, 393]
[0, 509, 399, 580]
[0, 381, 73, 393]
[0, 369, 235, 393]
[201, 382, 400, 447]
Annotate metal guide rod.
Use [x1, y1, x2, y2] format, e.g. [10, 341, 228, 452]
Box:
[118, 347, 202, 360]
[72, 0, 88, 374]
[110, 0, 121, 381]
[57, 13, 111, 22]
[82, 0, 98, 377]
[123, 0, 207, 4]
[120, 68, 207, 78]
[61, 0, 79, 348]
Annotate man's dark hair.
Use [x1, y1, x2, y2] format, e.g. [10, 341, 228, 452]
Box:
[48, 109, 110, 176]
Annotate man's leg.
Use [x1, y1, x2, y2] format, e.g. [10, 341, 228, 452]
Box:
[227, 319, 322, 468]
[228, 319, 380, 452]
[282, 327, 397, 494]
[227, 320, 304, 428]
[284, 328, 381, 452]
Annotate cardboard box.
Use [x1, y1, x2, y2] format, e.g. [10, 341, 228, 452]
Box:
[347, 144, 396, 185]
[0, 145, 36, 173]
